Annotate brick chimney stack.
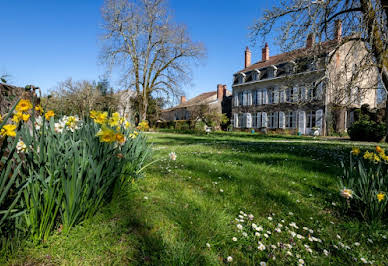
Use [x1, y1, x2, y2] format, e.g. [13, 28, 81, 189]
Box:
[180, 96, 186, 104]
[217, 84, 225, 100]
[335, 20, 342, 41]
[245, 46, 251, 68]
[306, 33, 315, 48]
[262, 43, 269, 61]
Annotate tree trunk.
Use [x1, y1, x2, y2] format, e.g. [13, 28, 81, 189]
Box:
[140, 96, 148, 122]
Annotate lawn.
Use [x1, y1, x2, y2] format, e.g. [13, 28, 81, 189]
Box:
[8, 132, 388, 265]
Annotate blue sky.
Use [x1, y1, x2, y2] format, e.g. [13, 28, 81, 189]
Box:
[0, 0, 280, 99]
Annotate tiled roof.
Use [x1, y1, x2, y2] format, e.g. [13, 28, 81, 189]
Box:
[235, 40, 338, 74]
[163, 91, 217, 112]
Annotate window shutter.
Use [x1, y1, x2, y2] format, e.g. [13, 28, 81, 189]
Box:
[234, 94, 239, 106]
[316, 109, 323, 132]
[274, 87, 279, 104]
[253, 90, 257, 105]
[263, 89, 268, 104]
[248, 91, 253, 106]
[317, 82, 323, 100]
[298, 110, 306, 134]
[262, 112, 268, 128]
[300, 87, 306, 101]
[279, 112, 285, 129]
[292, 112, 297, 128]
[257, 90, 262, 105]
[234, 113, 238, 128]
[239, 92, 243, 106]
[293, 87, 299, 102]
[279, 89, 285, 103]
[274, 111, 279, 128]
[257, 112, 262, 128]
[246, 113, 252, 128]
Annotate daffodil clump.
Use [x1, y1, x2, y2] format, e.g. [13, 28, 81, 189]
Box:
[90, 111, 132, 144]
[339, 146, 388, 222]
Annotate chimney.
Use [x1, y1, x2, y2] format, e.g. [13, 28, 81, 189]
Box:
[335, 20, 342, 41]
[245, 46, 251, 68]
[180, 96, 186, 104]
[306, 33, 315, 48]
[262, 43, 269, 61]
[217, 84, 224, 100]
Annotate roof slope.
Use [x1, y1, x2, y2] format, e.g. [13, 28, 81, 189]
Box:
[163, 91, 217, 112]
[235, 39, 338, 74]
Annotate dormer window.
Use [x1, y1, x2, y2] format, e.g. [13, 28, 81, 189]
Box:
[253, 69, 261, 81]
[267, 65, 277, 78]
[239, 72, 246, 83]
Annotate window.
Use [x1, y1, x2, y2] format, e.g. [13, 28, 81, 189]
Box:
[252, 113, 257, 128]
[286, 88, 294, 102]
[308, 87, 316, 101]
[285, 111, 297, 128]
[306, 111, 316, 128]
[238, 113, 244, 128]
[253, 90, 258, 105]
[268, 112, 278, 129]
[268, 88, 275, 104]
[238, 92, 243, 106]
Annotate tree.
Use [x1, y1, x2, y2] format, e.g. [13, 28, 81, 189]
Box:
[45, 78, 118, 117]
[100, 0, 205, 121]
[251, 0, 388, 139]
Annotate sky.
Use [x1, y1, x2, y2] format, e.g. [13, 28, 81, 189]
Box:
[0, 0, 281, 100]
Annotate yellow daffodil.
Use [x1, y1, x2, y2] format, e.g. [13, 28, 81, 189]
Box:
[351, 147, 360, 155]
[94, 112, 108, 124]
[0, 124, 17, 137]
[115, 133, 125, 144]
[0, 114, 2, 123]
[363, 151, 373, 161]
[374, 153, 381, 163]
[377, 193, 385, 202]
[15, 99, 33, 112]
[376, 146, 384, 154]
[45, 110, 55, 120]
[129, 131, 139, 139]
[96, 127, 116, 143]
[137, 120, 149, 131]
[35, 105, 43, 114]
[124, 121, 131, 129]
[90, 110, 98, 119]
[109, 112, 120, 127]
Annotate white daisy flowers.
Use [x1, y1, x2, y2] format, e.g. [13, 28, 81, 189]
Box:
[232, 237, 237, 242]
[206, 243, 211, 248]
[237, 224, 243, 230]
[258, 242, 266, 251]
[227, 256, 233, 262]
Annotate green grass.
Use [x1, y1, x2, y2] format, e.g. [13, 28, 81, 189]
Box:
[7, 132, 388, 265]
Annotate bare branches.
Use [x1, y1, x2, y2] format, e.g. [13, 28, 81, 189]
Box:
[100, 0, 205, 120]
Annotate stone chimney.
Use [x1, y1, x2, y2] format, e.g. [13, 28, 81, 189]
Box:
[245, 47, 251, 68]
[335, 20, 342, 41]
[180, 96, 186, 104]
[217, 84, 225, 100]
[306, 33, 315, 48]
[262, 43, 269, 61]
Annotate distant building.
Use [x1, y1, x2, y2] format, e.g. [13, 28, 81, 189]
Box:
[231, 21, 378, 135]
[161, 84, 232, 123]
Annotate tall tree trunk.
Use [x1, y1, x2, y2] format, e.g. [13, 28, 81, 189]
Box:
[140, 96, 148, 122]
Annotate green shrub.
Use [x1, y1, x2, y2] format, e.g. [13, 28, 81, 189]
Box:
[339, 147, 388, 222]
[348, 119, 386, 142]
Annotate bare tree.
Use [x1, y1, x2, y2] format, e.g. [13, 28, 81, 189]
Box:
[250, 0, 388, 139]
[100, 0, 205, 121]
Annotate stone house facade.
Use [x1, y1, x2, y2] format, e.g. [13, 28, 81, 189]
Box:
[161, 84, 232, 123]
[231, 21, 378, 135]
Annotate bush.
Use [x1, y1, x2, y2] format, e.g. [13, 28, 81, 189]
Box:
[339, 147, 388, 222]
[348, 119, 386, 142]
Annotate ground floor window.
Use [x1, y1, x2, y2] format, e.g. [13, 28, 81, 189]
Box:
[252, 113, 257, 128]
[306, 111, 316, 128]
[268, 112, 278, 129]
[238, 113, 244, 128]
[285, 111, 297, 128]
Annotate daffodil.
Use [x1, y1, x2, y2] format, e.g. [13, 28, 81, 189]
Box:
[12, 112, 30, 123]
[0, 124, 17, 137]
[363, 151, 373, 161]
[109, 112, 120, 127]
[96, 127, 116, 143]
[16, 140, 27, 153]
[16, 99, 32, 112]
[35, 105, 43, 114]
[351, 147, 360, 155]
[115, 133, 125, 144]
[94, 111, 108, 124]
[376, 146, 384, 154]
[340, 188, 353, 199]
[377, 192, 385, 202]
[45, 110, 55, 120]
